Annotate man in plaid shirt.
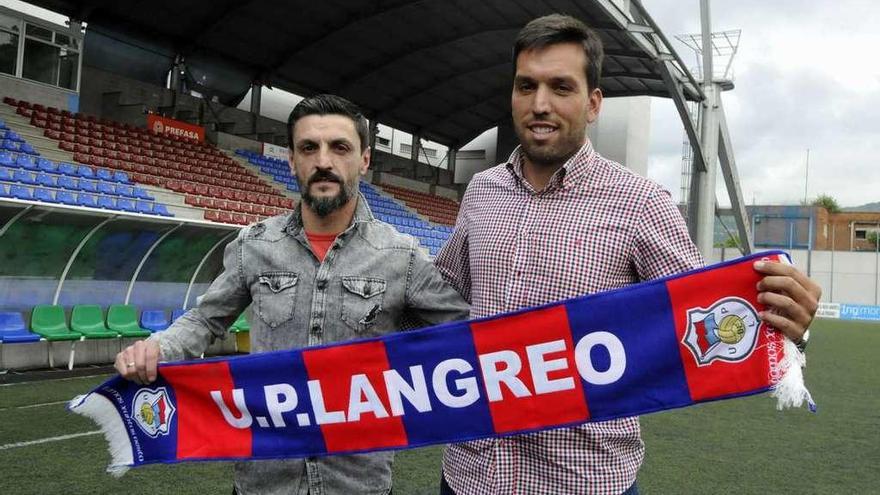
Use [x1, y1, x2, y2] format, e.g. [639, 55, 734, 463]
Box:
[434, 14, 821, 495]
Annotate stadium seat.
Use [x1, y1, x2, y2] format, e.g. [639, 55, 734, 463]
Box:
[112, 171, 129, 183]
[20, 142, 37, 155]
[0, 183, 8, 197]
[10, 184, 31, 199]
[132, 187, 153, 200]
[139, 310, 170, 332]
[58, 162, 77, 175]
[135, 201, 153, 214]
[229, 312, 250, 333]
[33, 188, 56, 203]
[35, 172, 55, 187]
[116, 198, 137, 212]
[70, 305, 117, 339]
[37, 158, 57, 173]
[97, 181, 115, 195]
[13, 169, 36, 184]
[56, 190, 77, 205]
[79, 179, 97, 193]
[0, 166, 12, 181]
[97, 196, 116, 209]
[30, 305, 82, 341]
[17, 154, 38, 170]
[96, 168, 113, 181]
[77, 165, 95, 179]
[57, 175, 78, 190]
[106, 305, 152, 337]
[77, 193, 98, 208]
[0, 312, 41, 343]
[116, 185, 135, 197]
[0, 151, 13, 166]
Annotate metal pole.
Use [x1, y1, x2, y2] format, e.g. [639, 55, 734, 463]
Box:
[694, 0, 721, 258]
[830, 226, 835, 302]
[803, 148, 810, 204]
[875, 222, 879, 305]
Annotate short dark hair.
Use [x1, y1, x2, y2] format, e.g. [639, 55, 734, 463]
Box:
[287, 94, 370, 152]
[513, 14, 604, 92]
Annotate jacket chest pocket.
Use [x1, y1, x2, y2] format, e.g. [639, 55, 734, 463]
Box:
[340, 276, 386, 333]
[255, 271, 299, 328]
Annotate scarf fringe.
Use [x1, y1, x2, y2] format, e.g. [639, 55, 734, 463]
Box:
[68, 393, 133, 477]
[770, 338, 817, 412]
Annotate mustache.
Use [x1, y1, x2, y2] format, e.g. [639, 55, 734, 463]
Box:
[307, 169, 342, 186]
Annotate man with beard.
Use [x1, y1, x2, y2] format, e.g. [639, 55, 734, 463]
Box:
[115, 94, 469, 495]
[434, 14, 821, 495]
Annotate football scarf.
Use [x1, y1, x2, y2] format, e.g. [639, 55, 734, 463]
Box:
[69, 251, 814, 475]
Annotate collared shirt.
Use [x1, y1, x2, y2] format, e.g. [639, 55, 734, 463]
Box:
[154, 193, 470, 495]
[434, 141, 703, 495]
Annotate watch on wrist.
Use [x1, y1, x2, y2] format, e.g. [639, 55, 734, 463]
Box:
[794, 329, 810, 353]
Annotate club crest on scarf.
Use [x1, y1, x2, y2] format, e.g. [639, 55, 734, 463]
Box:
[683, 297, 760, 366]
[133, 387, 175, 438]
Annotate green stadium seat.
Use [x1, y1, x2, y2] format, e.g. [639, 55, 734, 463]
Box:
[70, 305, 118, 339]
[30, 305, 82, 341]
[30, 305, 84, 369]
[229, 312, 250, 333]
[107, 304, 151, 337]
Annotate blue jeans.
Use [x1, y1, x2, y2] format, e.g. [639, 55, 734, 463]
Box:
[439, 475, 638, 495]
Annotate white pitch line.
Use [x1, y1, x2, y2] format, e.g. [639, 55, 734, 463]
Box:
[0, 374, 112, 387]
[0, 400, 69, 411]
[0, 431, 101, 450]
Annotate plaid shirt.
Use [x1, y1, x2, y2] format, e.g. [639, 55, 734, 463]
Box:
[434, 141, 703, 495]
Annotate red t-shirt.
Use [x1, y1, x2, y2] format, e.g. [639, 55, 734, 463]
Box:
[305, 231, 339, 262]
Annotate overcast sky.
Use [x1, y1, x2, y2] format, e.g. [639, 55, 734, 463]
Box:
[641, 0, 879, 208]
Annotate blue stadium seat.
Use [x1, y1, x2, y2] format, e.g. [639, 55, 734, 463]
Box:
[57, 175, 78, 190]
[135, 201, 153, 214]
[79, 179, 97, 193]
[35, 172, 55, 187]
[112, 171, 129, 183]
[153, 203, 173, 217]
[139, 310, 170, 332]
[33, 187, 56, 203]
[13, 169, 35, 185]
[9, 184, 31, 199]
[171, 309, 186, 322]
[116, 198, 137, 212]
[58, 162, 77, 175]
[132, 187, 153, 200]
[97, 181, 115, 195]
[77, 193, 98, 208]
[77, 165, 95, 179]
[0, 312, 41, 343]
[1, 140, 19, 152]
[20, 142, 37, 155]
[16, 154, 37, 170]
[37, 158, 57, 173]
[116, 185, 135, 197]
[0, 119, 6, 129]
[96, 168, 113, 181]
[4, 130, 21, 142]
[0, 151, 13, 166]
[56, 190, 77, 205]
[97, 196, 116, 209]
[0, 166, 12, 181]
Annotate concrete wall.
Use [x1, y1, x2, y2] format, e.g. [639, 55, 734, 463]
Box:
[455, 127, 498, 184]
[588, 96, 651, 177]
[210, 131, 263, 154]
[0, 73, 79, 111]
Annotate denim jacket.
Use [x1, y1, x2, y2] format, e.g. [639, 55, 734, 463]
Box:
[153, 194, 469, 495]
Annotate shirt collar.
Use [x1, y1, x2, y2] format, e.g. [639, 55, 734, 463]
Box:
[505, 140, 596, 192]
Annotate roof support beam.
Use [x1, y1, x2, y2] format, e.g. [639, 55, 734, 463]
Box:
[717, 100, 753, 254]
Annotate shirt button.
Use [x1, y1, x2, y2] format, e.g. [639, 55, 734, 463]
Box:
[311, 324, 321, 333]
[316, 280, 327, 290]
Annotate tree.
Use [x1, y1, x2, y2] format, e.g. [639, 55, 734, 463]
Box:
[811, 194, 841, 213]
[868, 231, 879, 249]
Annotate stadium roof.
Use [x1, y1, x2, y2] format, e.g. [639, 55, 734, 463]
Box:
[30, 0, 700, 148]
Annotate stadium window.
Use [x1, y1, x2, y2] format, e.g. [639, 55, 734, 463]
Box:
[855, 229, 866, 239]
[376, 136, 390, 147]
[20, 21, 79, 90]
[0, 12, 19, 76]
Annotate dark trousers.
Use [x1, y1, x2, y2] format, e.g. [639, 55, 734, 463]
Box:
[440, 474, 638, 495]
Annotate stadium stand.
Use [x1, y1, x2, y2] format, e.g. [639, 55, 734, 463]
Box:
[2, 99, 296, 224]
[378, 183, 460, 226]
[0, 312, 41, 343]
[234, 149, 455, 255]
[70, 304, 119, 339]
